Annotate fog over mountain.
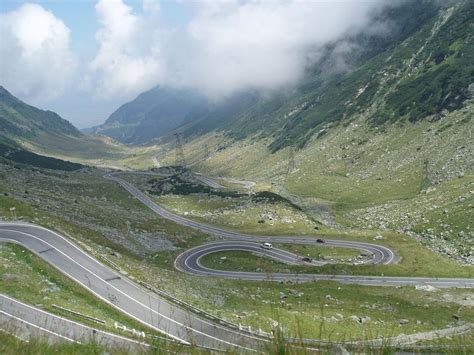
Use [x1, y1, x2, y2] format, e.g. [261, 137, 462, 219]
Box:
[1, 0, 403, 126]
[88, 0, 398, 100]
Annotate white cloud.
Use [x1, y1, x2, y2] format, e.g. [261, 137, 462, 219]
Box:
[0, 0, 399, 124]
[179, 0, 390, 98]
[0, 3, 77, 103]
[142, 0, 160, 14]
[88, 0, 395, 102]
[88, 0, 164, 99]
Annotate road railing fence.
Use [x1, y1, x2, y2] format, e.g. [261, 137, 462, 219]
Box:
[52, 304, 106, 325]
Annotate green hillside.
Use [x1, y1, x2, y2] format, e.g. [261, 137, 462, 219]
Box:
[0, 86, 80, 138]
[0, 87, 130, 165]
[92, 1, 468, 151]
[94, 86, 211, 144]
[146, 2, 473, 265]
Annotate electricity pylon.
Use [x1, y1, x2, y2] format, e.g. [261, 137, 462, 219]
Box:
[174, 133, 186, 167]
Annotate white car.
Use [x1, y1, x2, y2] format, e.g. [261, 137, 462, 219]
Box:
[261, 242, 273, 250]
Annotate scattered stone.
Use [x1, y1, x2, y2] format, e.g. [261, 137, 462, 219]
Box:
[1, 273, 14, 281]
[213, 295, 225, 307]
[110, 251, 122, 259]
[335, 313, 344, 320]
[415, 285, 437, 292]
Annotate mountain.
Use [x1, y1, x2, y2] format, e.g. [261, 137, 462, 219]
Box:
[181, 0, 473, 152]
[93, 1, 468, 149]
[93, 86, 211, 144]
[139, 1, 471, 263]
[0, 86, 81, 139]
[0, 87, 82, 170]
[0, 87, 126, 167]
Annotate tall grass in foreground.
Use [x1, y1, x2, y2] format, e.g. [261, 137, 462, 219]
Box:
[1, 328, 473, 354]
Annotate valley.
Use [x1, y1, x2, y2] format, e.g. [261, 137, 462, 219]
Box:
[0, 0, 473, 353]
[1, 159, 473, 352]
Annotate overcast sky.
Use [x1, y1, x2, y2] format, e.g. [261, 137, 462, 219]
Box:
[0, 0, 395, 128]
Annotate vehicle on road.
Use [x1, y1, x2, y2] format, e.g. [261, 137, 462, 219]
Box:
[261, 242, 273, 250]
[302, 257, 312, 262]
[316, 238, 325, 243]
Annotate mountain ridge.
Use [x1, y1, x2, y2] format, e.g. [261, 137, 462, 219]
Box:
[0, 87, 129, 167]
[0, 86, 81, 139]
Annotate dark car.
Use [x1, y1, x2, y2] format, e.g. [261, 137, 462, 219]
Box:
[316, 238, 325, 243]
[302, 257, 312, 262]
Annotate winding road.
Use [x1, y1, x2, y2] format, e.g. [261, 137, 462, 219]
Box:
[0, 171, 473, 350]
[105, 172, 473, 288]
[0, 223, 268, 351]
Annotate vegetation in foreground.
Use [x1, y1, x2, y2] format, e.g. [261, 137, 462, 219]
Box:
[0, 326, 472, 355]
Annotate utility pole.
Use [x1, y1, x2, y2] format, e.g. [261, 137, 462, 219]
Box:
[287, 146, 296, 175]
[203, 144, 209, 160]
[174, 133, 186, 167]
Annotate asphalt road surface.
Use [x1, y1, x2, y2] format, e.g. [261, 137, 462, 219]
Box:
[105, 173, 474, 288]
[194, 174, 225, 189]
[175, 241, 474, 287]
[0, 223, 268, 351]
[105, 172, 473, 288]
[105, 173, 394, 263]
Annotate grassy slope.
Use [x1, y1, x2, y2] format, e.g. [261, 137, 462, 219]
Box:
[0, 4, 472, 348]
[134, 4, 472, 269]
[0, 86, 152, 169]
[144, 100, 473, 264]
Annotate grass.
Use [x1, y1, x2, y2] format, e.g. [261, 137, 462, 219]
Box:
[0, 330, 199, 355]
[0, 7, 472, 349]
[0, 161, 473, 345]
[200, 250, 292, 273]
[0, 329, 473, 355]
[198, 245, 474, 278]
[0, 331, 129, 355]
[275, 243, 362, 261]
[155, 192, 317, 236]
[185, 276, 474, 342]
